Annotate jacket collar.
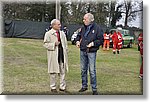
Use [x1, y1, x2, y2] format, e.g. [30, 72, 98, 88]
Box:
[50, 28, 59, 35]
[84, 22, 95, 28]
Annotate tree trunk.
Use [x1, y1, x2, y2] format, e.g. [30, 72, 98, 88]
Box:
[124, 12, 128, 27]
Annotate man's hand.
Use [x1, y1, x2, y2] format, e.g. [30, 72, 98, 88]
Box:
[87, 42, 94, 48]
[76, 41, 80, 48]
[55, 41, 60, 46]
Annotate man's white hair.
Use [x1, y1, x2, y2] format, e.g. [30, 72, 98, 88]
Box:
[85, 13, 94, 22]
[51, 19, 59, 27]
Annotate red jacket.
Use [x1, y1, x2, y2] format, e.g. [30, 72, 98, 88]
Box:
[138, 33, 143, 55]
[112, 31, 123, 44]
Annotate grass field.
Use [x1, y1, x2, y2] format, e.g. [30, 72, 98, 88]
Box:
[2, 38, 143, 95]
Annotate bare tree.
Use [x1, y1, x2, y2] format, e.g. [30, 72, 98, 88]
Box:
[110, 2, 123, 28]
[120, 0, 143, 27]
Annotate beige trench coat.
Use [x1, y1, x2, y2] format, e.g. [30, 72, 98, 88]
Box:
[43, 28, 68, 73]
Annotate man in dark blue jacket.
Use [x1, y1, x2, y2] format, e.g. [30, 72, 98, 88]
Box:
[75, 13, 103, 95]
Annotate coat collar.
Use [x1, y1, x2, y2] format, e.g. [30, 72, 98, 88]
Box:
[50, 28, 59, 35]
[49, 28, 63, 39]
[84, 22, 94, 28]
[50, 28, 56, 33]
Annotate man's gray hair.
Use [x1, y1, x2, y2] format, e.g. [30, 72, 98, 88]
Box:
[51, 19, 59, 26]
[86, 13, 94, 22]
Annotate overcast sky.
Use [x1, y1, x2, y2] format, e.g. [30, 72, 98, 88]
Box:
[116, 0, 143, 28]
[116, 13, 142, 28]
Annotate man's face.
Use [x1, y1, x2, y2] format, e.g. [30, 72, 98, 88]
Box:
[53, 20, 61, 30]
[83, 14, 91, 26]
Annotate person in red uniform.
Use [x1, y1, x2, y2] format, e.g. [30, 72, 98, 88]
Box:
[103, 30, 110, 51]
[138, 33, 143, 80]
[111, 28, 123, 54]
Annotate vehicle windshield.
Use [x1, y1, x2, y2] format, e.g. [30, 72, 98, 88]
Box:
[119, 30, 129, 36]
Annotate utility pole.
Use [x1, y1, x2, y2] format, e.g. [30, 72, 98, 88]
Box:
[56, 0, 61, 20]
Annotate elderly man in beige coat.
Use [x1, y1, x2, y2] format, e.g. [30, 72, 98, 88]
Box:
[43, 19, 68, 92]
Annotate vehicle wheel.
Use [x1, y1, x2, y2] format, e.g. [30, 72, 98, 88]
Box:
[128, 40, 133, 48]
[72, 41, 74, 45]
[128, 43, 132, 48]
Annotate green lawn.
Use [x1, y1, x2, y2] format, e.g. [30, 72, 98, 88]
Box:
[2, 38, 142, 95]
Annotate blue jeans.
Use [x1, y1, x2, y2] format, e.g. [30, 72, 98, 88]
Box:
[80, 51, 97, 91]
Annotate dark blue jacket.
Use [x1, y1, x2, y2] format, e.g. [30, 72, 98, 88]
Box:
[75, 22, 103, 52]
